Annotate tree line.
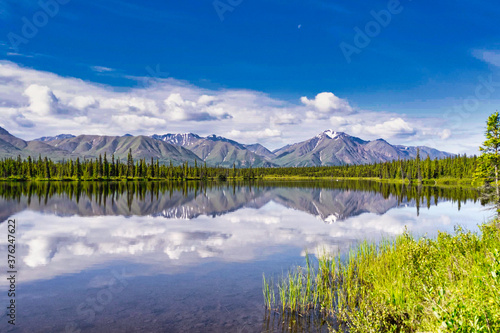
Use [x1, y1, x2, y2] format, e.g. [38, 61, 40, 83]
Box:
[0, 149, 259, 181]
[256, 153, 476, 182]
[0, 148, 478, 183]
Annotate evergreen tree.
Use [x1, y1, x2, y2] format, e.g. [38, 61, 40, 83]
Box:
[76, 158, 82, 179]
[477, 111, 500, 212]
[98, 154, 103, 177]
[44, 157, 51, 179]
[93, 159, 99, 178]
[27, 156, 34, 178]
[111, 154, 116, 177]
[104, 152, 109, 178]
[416, 148, 422, 183]
[127, 149, 134, 177]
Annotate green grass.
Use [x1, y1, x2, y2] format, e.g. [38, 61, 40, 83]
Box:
[263, 222, 500, 332]
[261, 175, 481, 186]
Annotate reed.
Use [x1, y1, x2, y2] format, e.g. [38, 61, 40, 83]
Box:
[263, 222, 500, 332]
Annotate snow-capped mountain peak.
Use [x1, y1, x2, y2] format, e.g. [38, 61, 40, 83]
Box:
[151, 133, 200, 146]
[317, 129, 342, 140]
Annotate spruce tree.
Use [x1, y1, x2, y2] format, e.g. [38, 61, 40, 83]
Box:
[44, 157, 51, 179]
[477, 111, 500, 212]
[104, 152, 109, 178]
[76, 158, 82, 180]
[416, 148, 422, 184]
[127, 149, 134, 177]
[27, 156, 33, 179]
[98, 154, 103, 177]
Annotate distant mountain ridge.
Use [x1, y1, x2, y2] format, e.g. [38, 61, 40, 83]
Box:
[0, 127, 76, 160]
[43, 134, 201, 165]
[271, 130, 451, 167]
[152, 133, 275, 167]
[34, 134, 76, 142]
[0, 126, 453, 166]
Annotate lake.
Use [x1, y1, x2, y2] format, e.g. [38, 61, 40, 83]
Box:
[0, 181, 490, 332]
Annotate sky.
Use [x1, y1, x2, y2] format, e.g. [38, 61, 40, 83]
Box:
[1, 0, 500, 153]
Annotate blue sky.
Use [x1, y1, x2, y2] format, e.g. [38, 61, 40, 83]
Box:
[1, 0, 500, 153]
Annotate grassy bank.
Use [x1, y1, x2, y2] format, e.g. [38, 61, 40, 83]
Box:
[263, 222, 500, 332]
[0, 174, 481, 187]
[261, 175, 480, 186]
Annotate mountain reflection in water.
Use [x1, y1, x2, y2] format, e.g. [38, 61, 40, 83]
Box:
[0, 180, 479, 222]
[0, 180, 483, 285]
[0, 180, 488, 333]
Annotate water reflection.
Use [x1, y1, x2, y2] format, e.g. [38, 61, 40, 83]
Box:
[0, 180, 480, 222]
[0, 181, 483, 285]
[0, 181, 487, 332]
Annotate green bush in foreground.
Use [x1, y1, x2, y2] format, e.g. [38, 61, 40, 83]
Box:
[263, 223, 500, 332]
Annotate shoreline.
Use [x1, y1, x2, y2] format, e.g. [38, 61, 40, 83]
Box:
[0, 176, 480, 187]
[263, 221, 500, 332]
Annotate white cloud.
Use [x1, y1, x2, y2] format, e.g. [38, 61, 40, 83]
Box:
[90, 65, 114, 73]
[163, 93, 229, 121]
[0, 60, 476, 152]
[68, 95, 98, 110]
[474, 50, 500, 67]
[329, 116, 350, 127]
[111, 114, 167, 130]
[197, 94, 218, 105]
[226, 128, 282, 140]
[301, 92, 353, 114]
[441, 129, 451, 140]
[271, 112, 300, 125]
[351, 118, 416, 139]
[23, 84, 59, 116]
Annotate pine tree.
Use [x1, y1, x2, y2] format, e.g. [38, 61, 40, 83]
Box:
[98, 154, 103, 177]
[104, 152, 109, 178]
[111, 154, 116, 177]
[416, 148, 422, 184]
[127, 149, 134, 178]
[27, 156, 33, 178]
[477, 111, 500, 212]
[44, 157, 51, 179]
[76, 158, 82, 179]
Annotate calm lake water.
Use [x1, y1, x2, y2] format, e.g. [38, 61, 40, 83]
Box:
[0, 181, 491, 332]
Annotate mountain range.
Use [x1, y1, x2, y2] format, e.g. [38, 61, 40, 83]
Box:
[0, 126, 452, 167]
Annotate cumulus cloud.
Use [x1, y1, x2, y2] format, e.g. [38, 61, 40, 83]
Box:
[23, 84, 59, 116]
[271, 112, 300, 125]
[226, 128, 282, 140]
[0, 60, 466, 151]
[351, 118, 416, 139]
[329, 116, 350, 127]
[111, 114, 167, 130]
[164, 93, 231, 121]
[68, 95, 99, 110]
[301, 92, 353, 115]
